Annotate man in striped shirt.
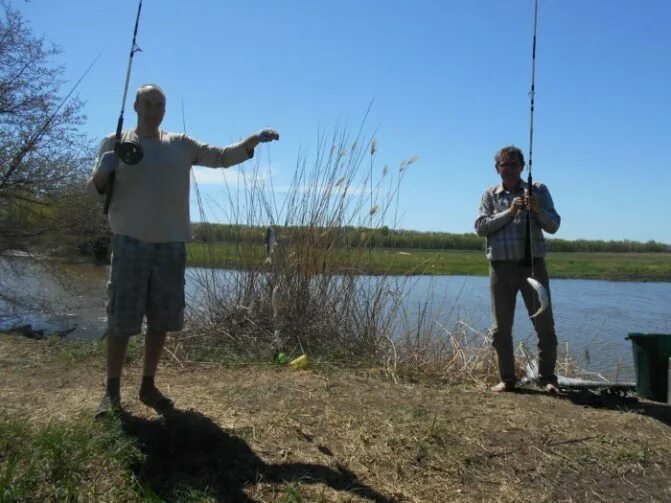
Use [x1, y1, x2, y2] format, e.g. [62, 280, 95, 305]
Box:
[475, 146, 561, 392]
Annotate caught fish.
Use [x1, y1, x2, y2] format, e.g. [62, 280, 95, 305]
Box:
[271, 283, 281, 320]
[265, 226, 277, 264]
[272, 329, 282, 351]
[526, 277, 549, 320]
[271, 283, 284, 356]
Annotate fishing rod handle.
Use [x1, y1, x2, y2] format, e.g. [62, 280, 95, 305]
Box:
[115, 115, 124, 140]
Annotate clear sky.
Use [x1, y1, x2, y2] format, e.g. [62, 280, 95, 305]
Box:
[15, 0, 671, 243]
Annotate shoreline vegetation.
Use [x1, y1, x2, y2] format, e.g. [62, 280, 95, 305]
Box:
[180, 224, 671, 282]
[185, 241, 671, 282]
[192, 223, 671, 255]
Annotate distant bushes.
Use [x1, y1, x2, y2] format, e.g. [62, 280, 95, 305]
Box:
[191, 223, 669, 253]
[544, 238, 668, 253]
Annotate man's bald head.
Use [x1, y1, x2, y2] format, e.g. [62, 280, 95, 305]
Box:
[134, 84, 166, 134]
[135, 84, 166, 103]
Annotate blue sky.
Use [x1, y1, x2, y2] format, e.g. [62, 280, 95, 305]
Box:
[15, 0, 671, 243]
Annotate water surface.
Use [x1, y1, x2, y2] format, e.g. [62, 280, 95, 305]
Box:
[2, 258, 669, 381]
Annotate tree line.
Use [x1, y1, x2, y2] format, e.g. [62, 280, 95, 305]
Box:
[192, 223, 670, 254]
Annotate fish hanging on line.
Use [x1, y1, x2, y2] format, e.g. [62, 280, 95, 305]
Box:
[265, 226, 277, 265]
[526, 277, 549, 320]
[271, 283, 281, 320]
[271, 282, 283, 356]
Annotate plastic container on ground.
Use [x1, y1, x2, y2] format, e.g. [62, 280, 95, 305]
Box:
[625, 333, 671, 402]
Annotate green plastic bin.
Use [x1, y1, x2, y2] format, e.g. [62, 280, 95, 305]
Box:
[626, 333, 671, 402]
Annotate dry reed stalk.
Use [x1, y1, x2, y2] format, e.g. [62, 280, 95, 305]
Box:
[182, 123, 586, 384]
[185, 125, 418, 366]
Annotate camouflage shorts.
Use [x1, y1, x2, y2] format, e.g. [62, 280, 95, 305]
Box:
[106, 234, 186, 338]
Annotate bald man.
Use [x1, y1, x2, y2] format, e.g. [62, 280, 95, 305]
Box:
[88, 84, 279, 417]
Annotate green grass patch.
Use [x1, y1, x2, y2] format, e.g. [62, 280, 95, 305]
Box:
[0, 415, 141, 502]
[187, 243, 671, 282]
[547, 252, 671, 281]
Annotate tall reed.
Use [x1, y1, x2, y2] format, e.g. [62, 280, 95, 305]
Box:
[177, 124, 570, 384]
[182, 125, 423, 366]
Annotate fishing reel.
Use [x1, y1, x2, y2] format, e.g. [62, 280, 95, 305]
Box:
[114, 140, 143, 165]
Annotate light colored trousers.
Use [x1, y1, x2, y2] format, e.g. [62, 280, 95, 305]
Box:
[489, 259, 558, 384]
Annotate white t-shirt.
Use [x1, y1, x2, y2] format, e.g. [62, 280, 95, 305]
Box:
[87, 130, 251, 243]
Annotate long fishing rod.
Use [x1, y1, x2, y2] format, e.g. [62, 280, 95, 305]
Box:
[103, 0, 144, 215]
[523, 0, 538, 271]
[523, 0, 550, 321]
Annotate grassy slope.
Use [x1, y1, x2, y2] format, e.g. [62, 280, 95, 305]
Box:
[1, 335, 670, 502]
[187, 243, 671, 282]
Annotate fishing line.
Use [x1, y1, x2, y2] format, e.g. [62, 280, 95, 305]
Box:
[182, 98, 220, 305]
[183, 99, 209, 233]
[103, 0, 145, 214]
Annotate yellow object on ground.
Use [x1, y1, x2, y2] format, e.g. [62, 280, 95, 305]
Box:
[289, 354, 308, 369]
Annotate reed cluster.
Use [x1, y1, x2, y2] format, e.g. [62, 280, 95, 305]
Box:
[177, 125, 534, 384]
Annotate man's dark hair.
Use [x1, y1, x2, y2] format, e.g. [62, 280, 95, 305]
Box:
[495, 146, 525, 167]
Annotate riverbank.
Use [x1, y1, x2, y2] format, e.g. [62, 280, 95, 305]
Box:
[186, 244, 671, 282]
[4, 246, 670, 282]
[1, 335, 670, 502]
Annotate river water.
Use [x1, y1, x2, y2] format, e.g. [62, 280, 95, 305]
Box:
[1, 257, 670, 381]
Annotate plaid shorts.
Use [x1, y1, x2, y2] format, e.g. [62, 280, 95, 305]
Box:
[106, 234, 186, 338]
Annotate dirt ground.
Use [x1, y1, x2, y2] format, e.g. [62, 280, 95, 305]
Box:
[1, 336, 670, 502]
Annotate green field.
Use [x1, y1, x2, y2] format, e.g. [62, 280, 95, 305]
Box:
[186, 243, 671, 282]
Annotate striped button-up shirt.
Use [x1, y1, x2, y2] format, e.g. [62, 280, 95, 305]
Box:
[474, 180, 560, 262]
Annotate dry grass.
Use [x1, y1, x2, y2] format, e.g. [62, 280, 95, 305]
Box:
[2, 335, 670, 502]
[183, 124, 426, 370]
[181, 123, 601, 390]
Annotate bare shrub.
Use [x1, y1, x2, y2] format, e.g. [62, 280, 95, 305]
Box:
[180, 124, 424, 367]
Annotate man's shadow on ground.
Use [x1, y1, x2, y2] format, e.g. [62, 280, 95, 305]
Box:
[515, 386, 671, 427]
[118, 406, 393, 503]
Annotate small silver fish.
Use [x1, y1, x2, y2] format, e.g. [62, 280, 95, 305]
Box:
[271, 283, 281, 320]
[272, 329, 282, 350]
[526, 277, 549, 320]
[265, 226, 277, 264]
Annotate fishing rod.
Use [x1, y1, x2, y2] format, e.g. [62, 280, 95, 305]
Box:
[523, 0, 538, 270]
[103, 0, 144, 215]
[523, 0, 549, 320]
